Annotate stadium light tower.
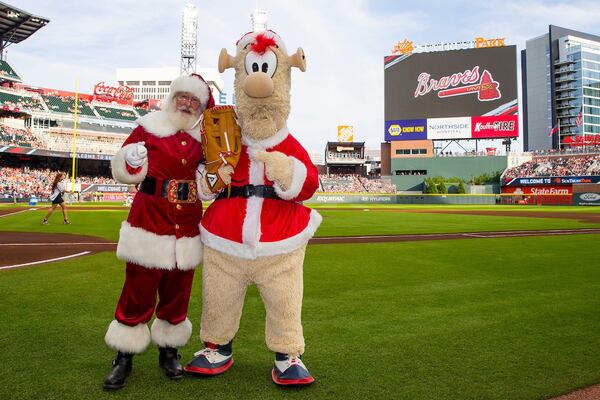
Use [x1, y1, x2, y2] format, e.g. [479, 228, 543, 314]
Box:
[180, 1, 198, 75]
[251, 9, 267, 32]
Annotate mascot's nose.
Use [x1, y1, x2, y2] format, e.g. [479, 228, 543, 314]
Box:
[243, 72, 274, 98]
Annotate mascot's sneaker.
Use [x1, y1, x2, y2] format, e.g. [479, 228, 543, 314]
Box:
[184, 342, 233, 375]
[271, 353, 315, 386]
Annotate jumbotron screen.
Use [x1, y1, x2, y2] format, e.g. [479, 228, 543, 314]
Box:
[384, 46, 518, 141]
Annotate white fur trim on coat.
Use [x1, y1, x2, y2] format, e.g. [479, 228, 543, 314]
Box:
[116, 221, 201, 270]
[201, 208, 322, 260]
[105, 320, 151, 354]
[242, 125, 289, 150]
[135, 110, 202, 142]
[111, 143, 148, 185]
[150, 318, 193, 348]
[273, 157, 306, 200]
[175, 234, 203, 270]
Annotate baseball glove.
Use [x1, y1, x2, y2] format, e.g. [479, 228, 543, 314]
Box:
[201, 105, 242, 193]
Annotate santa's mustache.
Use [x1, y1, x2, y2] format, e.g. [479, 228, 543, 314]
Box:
[177, 106, 194, 114]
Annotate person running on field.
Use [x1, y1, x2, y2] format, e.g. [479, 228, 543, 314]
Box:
[42, 172, 71, 225]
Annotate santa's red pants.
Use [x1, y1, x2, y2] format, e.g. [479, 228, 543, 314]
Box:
[114, 262, 195, 326]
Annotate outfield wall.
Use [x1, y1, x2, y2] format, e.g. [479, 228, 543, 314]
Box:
[309, 194, 498, 205]
[391, 156, 508, 191]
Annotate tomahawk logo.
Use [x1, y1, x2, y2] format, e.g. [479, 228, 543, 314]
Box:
[414, 66, 502, 101]
[206, 173, 218, 188]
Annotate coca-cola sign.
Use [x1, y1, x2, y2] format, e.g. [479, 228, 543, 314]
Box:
[93, 82, 134, 100]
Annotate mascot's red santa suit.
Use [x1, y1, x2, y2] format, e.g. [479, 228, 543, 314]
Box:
[102, 74, 214, 391]
[185, 30, 321, 386]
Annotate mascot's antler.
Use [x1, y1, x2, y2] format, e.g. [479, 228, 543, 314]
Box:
[289, 48, 306, 72]
[219, 49, 235, 73]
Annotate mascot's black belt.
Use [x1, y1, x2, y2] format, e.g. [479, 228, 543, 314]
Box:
[139, 177, 198, 203]
[216, 184, 281, 200]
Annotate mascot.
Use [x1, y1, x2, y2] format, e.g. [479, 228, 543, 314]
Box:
[185, 30, 321, 386]
[103, 74, 214, 390]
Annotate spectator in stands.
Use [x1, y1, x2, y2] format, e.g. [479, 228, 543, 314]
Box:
[42, 172, 71, 225]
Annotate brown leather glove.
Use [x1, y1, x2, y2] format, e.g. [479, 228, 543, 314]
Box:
[201, 105, 242, 193]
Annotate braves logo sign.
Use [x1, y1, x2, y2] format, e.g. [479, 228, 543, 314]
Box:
[414, 66, 501, 101]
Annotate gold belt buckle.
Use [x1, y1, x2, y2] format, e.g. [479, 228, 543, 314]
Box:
[167, 180, 198, 203]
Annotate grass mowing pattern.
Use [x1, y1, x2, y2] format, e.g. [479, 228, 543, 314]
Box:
[1, 208, 599, 241]
[1, 234, 599, 399]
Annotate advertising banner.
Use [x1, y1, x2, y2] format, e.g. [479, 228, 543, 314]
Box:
[502, 176, 600, 186]
[385, 119, 427, 141]
[471, 115, 518, 138]
[501, 186, 572, 195]
[572, 192, 600, 206]
[337, 126, 354, 142]
[384, 46, 518, 141]
[427, 117, 471, 140]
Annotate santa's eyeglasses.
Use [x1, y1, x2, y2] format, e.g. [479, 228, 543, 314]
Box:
[175, 93, 201, 107]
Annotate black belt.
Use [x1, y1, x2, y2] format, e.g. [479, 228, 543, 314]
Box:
[216, 184, 281, 200]
[138, 177, 198, 203]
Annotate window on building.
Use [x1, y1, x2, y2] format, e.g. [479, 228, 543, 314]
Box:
[143, 81, 156, 86]
[126, 81, 140, 85]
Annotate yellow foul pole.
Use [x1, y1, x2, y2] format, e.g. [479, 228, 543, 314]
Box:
[71, 78, 79, 190]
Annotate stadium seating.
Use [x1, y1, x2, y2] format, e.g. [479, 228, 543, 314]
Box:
[318, 174, 396, 193]
[135, 108, 149, 117]
[503, 153, 600, 179]
[0, 90, 45, 112]
[94, 105, 137, 121]
[1, 166, 116, 199]
[0, 125, 44, 148]
[0, 60, 21, 81]
[41, 95, 96, 116]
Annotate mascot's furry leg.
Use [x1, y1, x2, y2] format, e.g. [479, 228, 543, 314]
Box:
[185, 246, 312, 384]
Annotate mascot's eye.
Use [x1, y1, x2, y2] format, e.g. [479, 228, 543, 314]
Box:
[245, 50, 277, 78]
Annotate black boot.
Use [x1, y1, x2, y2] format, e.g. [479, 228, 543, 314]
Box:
[159, 347, 184, 379]
[103, 352, 133, 390]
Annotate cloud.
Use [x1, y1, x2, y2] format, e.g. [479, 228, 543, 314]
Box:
[8, 0, 600, 154]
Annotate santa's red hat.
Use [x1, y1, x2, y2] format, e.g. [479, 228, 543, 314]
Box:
[164, 73, 215, 111]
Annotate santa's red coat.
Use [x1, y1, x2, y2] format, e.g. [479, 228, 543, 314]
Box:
[201, 126, 322, 260]
[112, 111, 205, 270]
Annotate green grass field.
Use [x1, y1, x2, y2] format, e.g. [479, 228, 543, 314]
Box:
[1, 205, 599, 399]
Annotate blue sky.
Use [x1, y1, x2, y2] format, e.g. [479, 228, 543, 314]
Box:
[10, 0, 600, 153]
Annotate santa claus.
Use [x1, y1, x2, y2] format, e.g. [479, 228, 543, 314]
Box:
[102, 74, 214, 390]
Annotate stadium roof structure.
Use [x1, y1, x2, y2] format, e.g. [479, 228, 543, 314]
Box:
[0, 1, 49, 54]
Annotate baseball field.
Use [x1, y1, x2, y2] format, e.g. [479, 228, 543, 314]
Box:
[1, 203, 599, 399]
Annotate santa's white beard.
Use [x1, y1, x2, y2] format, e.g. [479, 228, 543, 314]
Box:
[168, 109, 200, 131]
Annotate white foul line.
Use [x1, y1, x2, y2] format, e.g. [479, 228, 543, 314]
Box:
[0, 251, 91, 270]
[0, 208, 36, 218]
